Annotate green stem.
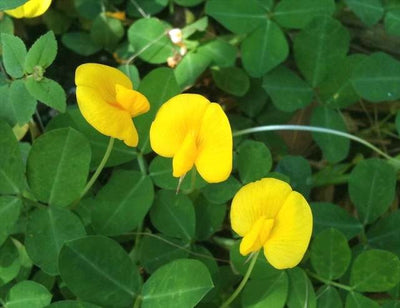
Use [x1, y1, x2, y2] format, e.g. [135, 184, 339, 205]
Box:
[137, 152, 147, 175]
[233, 125, 400, 166]
[220, 250, 260, 308]
[306, 270, 353, 291]
[70, 137, 114, 209]
[133, 295, 142, 308]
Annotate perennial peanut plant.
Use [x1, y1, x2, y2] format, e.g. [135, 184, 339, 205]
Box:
[0, 0, 400, 307]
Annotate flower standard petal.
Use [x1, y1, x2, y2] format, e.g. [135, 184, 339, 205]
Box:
[5, 0, 52, 18]
[150, 94, 209, 157]
[230, 178, 292, 237]
[75, 63, 133, 105]
[76, 86, 138, 147]
[263, 191, 313, 269]
[195, 103, 232, 183]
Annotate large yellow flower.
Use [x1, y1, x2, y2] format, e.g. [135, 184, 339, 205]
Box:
[230, 178, 313, 269]
[75, 63, 150, 147]
[150, 94, 232, 183]
[5, 0, 52, 18]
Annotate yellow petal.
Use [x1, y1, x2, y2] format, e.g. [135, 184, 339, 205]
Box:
[172, 132, 197, 177]
[230, 178, 292, 237]
[240, 217, 274, 256]
[263, 191, 313, 269]
[75, 63, 133, 105]
[150, 94, 209, 157]
[115, 84, 150, 117]
[195, 103, 232, 183]
[5, 0, 52, 18]
[76, 86, 138, 147]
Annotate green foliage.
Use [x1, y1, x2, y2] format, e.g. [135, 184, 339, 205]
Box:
[27, 128, 91, 207]
[1, 0, 400, 306]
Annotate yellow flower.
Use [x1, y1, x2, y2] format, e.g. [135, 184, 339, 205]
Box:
[150, 94, 232, 183]
[230, 178, 313, 269]
[75, 63, 150, 147]
[5, 0, 52, 18]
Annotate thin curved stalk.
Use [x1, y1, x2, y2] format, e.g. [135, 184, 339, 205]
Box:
[233, 124, 400, 166]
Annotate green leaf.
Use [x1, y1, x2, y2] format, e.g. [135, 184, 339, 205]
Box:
[5, 281, 52, 308]
[0, 239, 20, 286]
[262, 65, 313, 112]
[141, 259, 213, 308]
[174, 0, 204, 7]
[46, 107, 137, 170]
[385, 8, 400, 36]
[138, 234, 188, 273]
[73, 0, 102, 19]
[316, 286, 343, 308]
[136, 68, 180, 153]
[237, 140, 272, 183]
[91, 170, 154, 236]
[349, 158, 397, 224]
[0, 0, 28, 10]
[350, 250, 400, 292]
[25, 207, 86, 275]
[351, 52, 400, 102]
[61, 32, 101, 56]
[294, 16, 350, 86]
[273, 0, 335, 29]
[205, 0, 266, 34]
[0, 120, 25, 194]
[345, 0, 384, 26]
[0, 15, 14, 34]
[42, 9, 72, 35]
[47, 300, 101, 308]
[194, 195, 226, 240]
[25, 77, 66, 112]
[182, 16, 208, 38]
[367, 210, 400, 257]
[9, 80, 37, 125]
[345, 292, 380, 308]
[242, 271, 288, 308]
[211, 66, 250, 96]
[311, 228, 351, 280]
[128, 18, 175, 64]
[276, 155, 312, 198]
[319, 55, 365, 108]
[59, 235, 141, 307]
[150, 190, 195, 241]
[149, 156, 206, 192]
[310, 202, 363, 240]
[198, 39, 237, 68]
[286, 267, 316, 308]
[127, 0, 168, 17]
[310, 106, 350, 163]
[201, 176, 241, 204]
[241, 20, 289, 77]
[1, 33, 27, 78]
[238, 79, 268, 117]
[0, 196, 21, 246]
[90, 13, 124, 50]
[397, 111, 400, 135]
[25, 31, 57, 74]
[118, 64, 140, 89]
[27, 128, 91, 207]
[174, 51, 211, 90]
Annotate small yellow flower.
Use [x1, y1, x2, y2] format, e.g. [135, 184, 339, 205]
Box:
[150, 94, 232, 183]
[5, 0, 52, 18]
[106, 11, 126, 21]
[75, 63, 150, 147]
[230, 178, 313, 269]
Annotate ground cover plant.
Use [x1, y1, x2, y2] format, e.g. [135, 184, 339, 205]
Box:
[1, 0, 400, 307]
